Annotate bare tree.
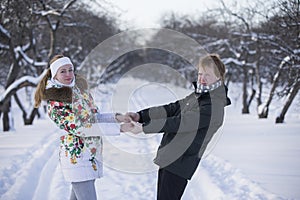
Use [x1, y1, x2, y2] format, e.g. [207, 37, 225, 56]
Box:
[0, 0, 119, 131]
[257, 0, 300, 122]
[218, 0, 267, 114]
[158, 0, 299, 122]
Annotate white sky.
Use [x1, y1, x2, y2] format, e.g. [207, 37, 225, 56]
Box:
[103, 0, 249, 29]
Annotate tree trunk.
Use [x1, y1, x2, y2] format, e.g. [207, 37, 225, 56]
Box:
[255, 62, 262, 106]
[13, 93, 38, 125]
[275, 81, 300, 123]
[248, 88, 256, 108]
[48, 29, 56, 59]
[258, 57, 288, 118]
[2, 45, 21, 131]
[24, 108, 39, 125]
[247, 69, 256, 109]
[2, 98, 11, 131]
[242, 68, 249, 114]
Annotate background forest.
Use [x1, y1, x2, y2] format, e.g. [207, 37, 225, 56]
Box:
[0, 0, 299, 132]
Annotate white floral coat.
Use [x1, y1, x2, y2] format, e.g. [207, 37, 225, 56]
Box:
[46, 78, 103, 182]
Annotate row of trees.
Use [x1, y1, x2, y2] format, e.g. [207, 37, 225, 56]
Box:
[154, 0, 299, 123]
[93, 0, 299, 124]
[0, 0, 119, 131]
[0, 0, 299, 131]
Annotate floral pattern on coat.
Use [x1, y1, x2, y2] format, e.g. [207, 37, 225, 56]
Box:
[47, 84, 101, 170]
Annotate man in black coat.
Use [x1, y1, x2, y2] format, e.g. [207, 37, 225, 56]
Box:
[121, 54, 231, 200]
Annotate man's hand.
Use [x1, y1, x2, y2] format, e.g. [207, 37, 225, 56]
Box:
[120, 122, 143, 134]
[125, 112, 140, 122]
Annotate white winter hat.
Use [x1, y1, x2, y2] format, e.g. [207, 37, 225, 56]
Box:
[50, 57, 73, 78]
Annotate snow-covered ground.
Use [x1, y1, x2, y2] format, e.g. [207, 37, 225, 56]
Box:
[0, 78, 299, 200]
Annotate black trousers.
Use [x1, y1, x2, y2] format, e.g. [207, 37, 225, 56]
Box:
[157, 168, 188, 200]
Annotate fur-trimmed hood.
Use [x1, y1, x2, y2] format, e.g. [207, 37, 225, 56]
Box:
[43, 75, 88, 103]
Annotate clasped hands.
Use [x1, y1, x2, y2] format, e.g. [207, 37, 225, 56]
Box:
[116, 112, 143, 134]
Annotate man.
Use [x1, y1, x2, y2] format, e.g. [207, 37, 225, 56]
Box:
[121, 54, 231, 200]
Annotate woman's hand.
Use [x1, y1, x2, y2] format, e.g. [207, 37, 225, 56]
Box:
[115, 113, 131, 123]
[120, 122, 143, 134]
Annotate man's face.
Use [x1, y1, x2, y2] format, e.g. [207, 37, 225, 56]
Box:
[198, 66, 219, 86]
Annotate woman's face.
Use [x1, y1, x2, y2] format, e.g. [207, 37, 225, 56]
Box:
[54, 64, 74, 85]
[198, 65, 219, 86]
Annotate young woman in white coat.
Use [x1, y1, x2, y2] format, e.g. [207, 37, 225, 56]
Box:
[34, 55, 128, 200]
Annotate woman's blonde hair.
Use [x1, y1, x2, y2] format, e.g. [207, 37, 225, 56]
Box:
[34, 55, 64, 107]
[198, 54, 226, 83]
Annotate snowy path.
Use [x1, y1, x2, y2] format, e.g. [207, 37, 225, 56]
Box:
[0, 121, 60, 200]
[0, 120, 284, 200]
[185, 156, 284, 200]
[1, 80, 298, 199]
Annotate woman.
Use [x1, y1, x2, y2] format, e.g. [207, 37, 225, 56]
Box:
[121, 54, 231, 200]
[34, 55, 128, 200]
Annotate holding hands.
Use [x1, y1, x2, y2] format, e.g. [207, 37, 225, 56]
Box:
[117, 112, 143, 134]
[125, 112, 140, 122]
[115, 113, 131, 123]
[120, 121, 143, 134]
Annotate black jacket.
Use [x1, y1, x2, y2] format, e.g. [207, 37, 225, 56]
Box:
[138, 83, 231, 180]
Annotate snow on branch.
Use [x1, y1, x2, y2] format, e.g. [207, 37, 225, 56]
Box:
[0, 70, 47, 103]
[31, 0, 76, 16]
[0, 43, 9, 50]
[223, 58, 243, 66]
[32, 10, 61, 16]
[293, 49, 300, 54]
[62, 0, 77, 13]
[15, 47, 47, 67]
[0, 24, 11, 39]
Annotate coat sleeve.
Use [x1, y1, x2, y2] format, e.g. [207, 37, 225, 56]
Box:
[95, 113, 117, 123]
[138, 97, 186, 124]
[142, 104, 211, 134]
[138, 93, 212, 134]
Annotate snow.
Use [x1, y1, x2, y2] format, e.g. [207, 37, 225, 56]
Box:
[223, 57, 245, 66]
[0, 24, 11, 38]
[0, 77, 299, 200]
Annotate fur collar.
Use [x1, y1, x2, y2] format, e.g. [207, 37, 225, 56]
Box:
[43, 75, 88, 103]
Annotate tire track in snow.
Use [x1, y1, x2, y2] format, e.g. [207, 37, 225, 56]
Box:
[32, 150, 56, 200]
[0, 129, 59, 200]
[47, 164, 70, 200]
[97, 168, 157, 200]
